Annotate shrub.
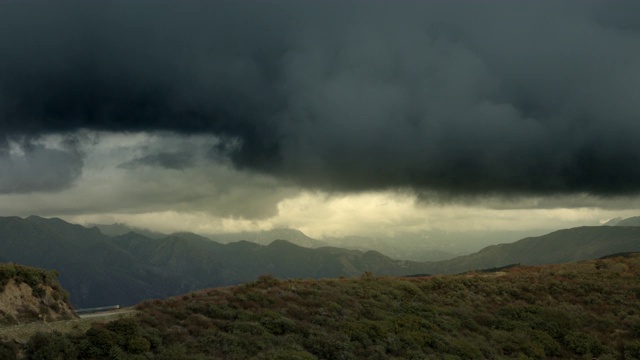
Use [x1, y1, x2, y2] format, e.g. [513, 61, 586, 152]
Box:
[563, 331, 603, 356]
[106, 318, 141, 347]
[624, 340, 640, 360]
[155, 344, 208, 360]
[25, 332, 77, 360]
[31, 286, 46, 298]
[530, 330, 560, 357]
[255, 274, 280, 288]
[260, 311, 297, 335]
[140, 327, 163, 350]
[259, 349, 316, 360]
[127, 336, 151, 354]
[448, 338, 484, 360]
[303, 331, 354, 360]
[81, 327, 117, 358]
[0, 339, 17, 360]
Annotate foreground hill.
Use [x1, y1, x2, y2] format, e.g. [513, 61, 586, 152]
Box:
[7, 255, 640, 359]
[0, 263, 76, 325]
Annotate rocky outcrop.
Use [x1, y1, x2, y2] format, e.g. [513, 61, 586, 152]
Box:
[0, 264, 77, 324]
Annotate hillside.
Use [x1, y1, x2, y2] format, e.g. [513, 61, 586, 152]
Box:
[5, 255, 640, 359]
[93, 223, 167, 240]
[2, 216, 640, 308]
[608, 216, 640, 226]
[425, 225, 640, 274]
[0, 217, 435, 307]
[0, 216, 178, 308]
[0, 263, 76, 324]
[109, 236, 434, 290]
[321, 228, 554, 262]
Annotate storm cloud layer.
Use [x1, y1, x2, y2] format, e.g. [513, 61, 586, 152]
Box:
[0, 140, 83, 193]
[1, 1, 639, 196]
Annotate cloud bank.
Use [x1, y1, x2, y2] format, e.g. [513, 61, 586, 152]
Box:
[0, 137, 83, 193]
[1, 1, 639, 197]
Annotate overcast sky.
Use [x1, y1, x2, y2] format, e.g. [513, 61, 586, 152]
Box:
[1, 1, 639, 239]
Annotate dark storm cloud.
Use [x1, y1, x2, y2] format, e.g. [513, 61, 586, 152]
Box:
[1, 0, 639, 196]
[118, 151, 195, 171]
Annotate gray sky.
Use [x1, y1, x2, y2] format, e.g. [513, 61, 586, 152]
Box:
[0, 1, 639, 238]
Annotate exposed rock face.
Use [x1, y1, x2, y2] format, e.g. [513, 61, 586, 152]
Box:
[0, 265, 77, 324]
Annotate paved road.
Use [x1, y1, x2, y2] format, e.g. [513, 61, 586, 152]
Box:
[78, 310, 136, 319]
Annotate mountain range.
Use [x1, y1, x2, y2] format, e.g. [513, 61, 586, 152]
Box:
[1, 215, 639, 308]
[94, 223, 552, 262]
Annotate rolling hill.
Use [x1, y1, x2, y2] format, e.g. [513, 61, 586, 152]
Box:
[424, 225, 640, 274]
[4, 254, 640, 359]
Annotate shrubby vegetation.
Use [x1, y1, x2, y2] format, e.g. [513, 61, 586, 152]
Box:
[0, 263, 62, 296]
[0, 339, 18, 360]
[0, 263, 73, 326]
[7, 254, 640, 359]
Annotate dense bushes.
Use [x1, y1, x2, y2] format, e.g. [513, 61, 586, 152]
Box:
[25, 332, 77, 360]
[18, 318, 161, 360]
[0, 263, 68, 303]
[0, 339, 17, 360]
[14, 254, 640, 359]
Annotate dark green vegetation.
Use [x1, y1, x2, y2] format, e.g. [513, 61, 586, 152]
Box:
[0, 263, 75, 324]
[0, 263, 60, 294]
[6, 254, 640, 359]
[1, 216, 640, 308]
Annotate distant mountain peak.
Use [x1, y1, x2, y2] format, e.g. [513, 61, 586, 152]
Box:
[169, 232, 217, 244]
[26, 215, 64, 224]
[267, 239, 300, 248]
[605, 216, 640, 227]
[604, 217, 623, 226]
[93, 223, 167, 239]
[207, 228, 326, 248]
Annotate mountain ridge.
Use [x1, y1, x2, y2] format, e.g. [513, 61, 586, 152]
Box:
[1, 215, 639, 308]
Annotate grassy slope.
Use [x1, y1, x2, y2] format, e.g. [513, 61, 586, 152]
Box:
[10, 254, 640, 360]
